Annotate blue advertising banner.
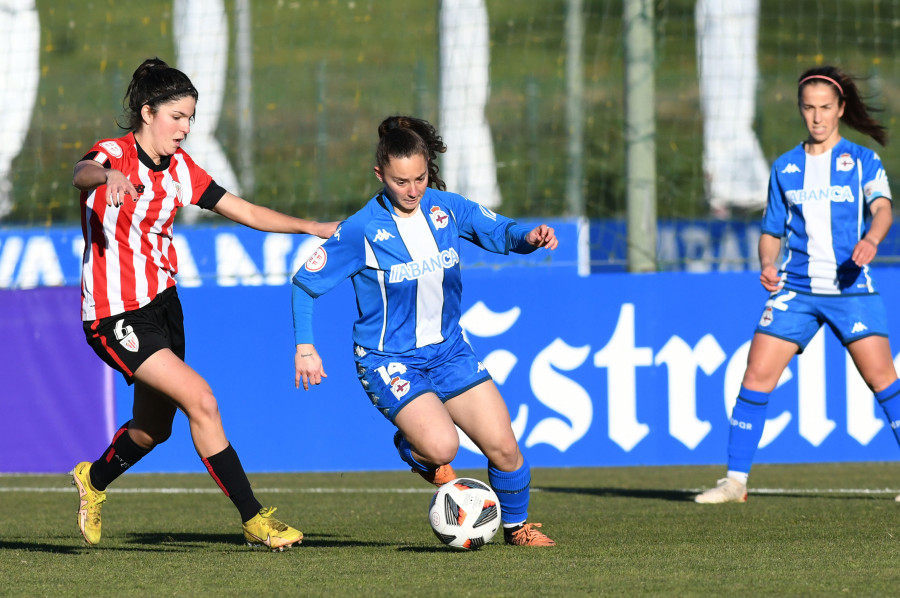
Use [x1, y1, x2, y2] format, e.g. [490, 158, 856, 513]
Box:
[115, 267, 900, 474]
[3, 223, 900, 473]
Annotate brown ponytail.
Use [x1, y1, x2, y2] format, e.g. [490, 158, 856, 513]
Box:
[375, 116, 448, 190]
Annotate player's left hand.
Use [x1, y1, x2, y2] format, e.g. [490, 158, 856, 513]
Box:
[314, 221, 341, 240]
[851, 237, 878, 266]
[295, 344, 327, 391]
[526, 224, 558, 250]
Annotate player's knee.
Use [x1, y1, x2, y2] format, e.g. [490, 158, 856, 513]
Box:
[418, 436, 459, 466]
[483, 436, 520, 470]
[183, 386, 221, 425]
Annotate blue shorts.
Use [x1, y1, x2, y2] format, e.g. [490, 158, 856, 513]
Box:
[354, 333, 492, 422]
[755, 289, 889, 351]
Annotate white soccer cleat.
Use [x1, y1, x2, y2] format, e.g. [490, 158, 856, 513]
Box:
[694, 477, 748, 504]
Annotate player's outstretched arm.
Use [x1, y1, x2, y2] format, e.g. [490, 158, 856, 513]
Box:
[294, 344, 327, 391]
[213, 192, 339, 239]
[525, 224, 558, 250]
[73, 160, 139, 207]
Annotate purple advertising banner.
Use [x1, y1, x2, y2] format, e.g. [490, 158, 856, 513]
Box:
[0, 287, 112, 473]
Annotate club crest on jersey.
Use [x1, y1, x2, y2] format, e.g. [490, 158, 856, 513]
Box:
[172, 181, 184, 203]
[113, 319, 139, 352]
[389, 375, 411, 399]
[305, 247, 327, 272]
[836, 153, 854, 172]
[759, 306, 774, 327]
[429, 205, 449, 229]
[99, 141, 123, 159]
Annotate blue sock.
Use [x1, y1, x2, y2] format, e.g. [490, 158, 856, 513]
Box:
[875, 379, 900, 446]
[488, 460, 530, 525]
[726, 386, 769, 475]
[393, 431, 430, 474]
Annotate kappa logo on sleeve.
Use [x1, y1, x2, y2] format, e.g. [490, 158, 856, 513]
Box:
[478, 204, 497, 221]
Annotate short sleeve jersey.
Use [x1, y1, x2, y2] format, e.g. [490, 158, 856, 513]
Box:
[762, 138, 892, 295]
[78, 132, 225, 320]
[292, 187, 527, 354]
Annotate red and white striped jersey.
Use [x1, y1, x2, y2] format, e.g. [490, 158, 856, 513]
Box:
[78, 132, 225, 321]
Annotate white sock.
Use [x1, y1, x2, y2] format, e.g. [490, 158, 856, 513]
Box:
[726, 470, 749, 485]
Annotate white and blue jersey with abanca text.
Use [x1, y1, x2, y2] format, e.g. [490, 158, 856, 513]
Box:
[763, 138, 891, 295]
[292, 187, 536, 354]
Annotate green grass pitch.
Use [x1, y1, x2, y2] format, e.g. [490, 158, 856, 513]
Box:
[4, 463, 900, 596]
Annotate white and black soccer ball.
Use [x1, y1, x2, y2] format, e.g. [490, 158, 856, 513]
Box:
[428, 478, 501, 550]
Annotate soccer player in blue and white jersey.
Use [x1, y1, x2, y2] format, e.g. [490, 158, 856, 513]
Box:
[696, 66, 900, 503]
[292, 115, 558, 545]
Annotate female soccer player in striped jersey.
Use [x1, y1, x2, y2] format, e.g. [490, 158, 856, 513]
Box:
[696, 66, 900, 503]
[292, 115, 558, 546]
[70, 58, 335, 549]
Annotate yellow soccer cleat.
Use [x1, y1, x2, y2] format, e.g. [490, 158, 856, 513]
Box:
[242, 507, 303, 552]
[70, 461, 107, 546]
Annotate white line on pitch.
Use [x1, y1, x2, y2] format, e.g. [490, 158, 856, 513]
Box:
[0, 487, 437, 494]
[1, 486, 899, 495]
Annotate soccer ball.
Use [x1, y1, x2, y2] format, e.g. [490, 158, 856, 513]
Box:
[428, 478, 501, 550]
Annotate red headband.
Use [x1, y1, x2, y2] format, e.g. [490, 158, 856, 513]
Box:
[799, 75, 844, 96]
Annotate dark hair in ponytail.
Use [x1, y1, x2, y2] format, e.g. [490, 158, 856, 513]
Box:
[798, 65, 888, 146]
[375, 116, 447, 190]
[119, 57, 198, 132]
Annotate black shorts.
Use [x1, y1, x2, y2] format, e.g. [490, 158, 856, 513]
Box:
[83, 286, 186, 385]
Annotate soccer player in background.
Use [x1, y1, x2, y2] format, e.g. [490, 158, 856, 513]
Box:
[695, 65, 900, 503]
[291, 115, 558, 546]
[70, 58, 336, 549]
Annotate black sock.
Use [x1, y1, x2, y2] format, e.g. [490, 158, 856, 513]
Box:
[202, 443, 262, 522]
[89, 422, 151, 491]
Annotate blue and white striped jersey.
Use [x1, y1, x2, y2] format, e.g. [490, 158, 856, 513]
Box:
[763, 138, 892, 295]
[292, 187, 535, 354]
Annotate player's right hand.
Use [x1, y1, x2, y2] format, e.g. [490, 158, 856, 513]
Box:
[759, 265, 783, 292]
[105, 169, 139, 207]
[295, 344, 327, 391]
